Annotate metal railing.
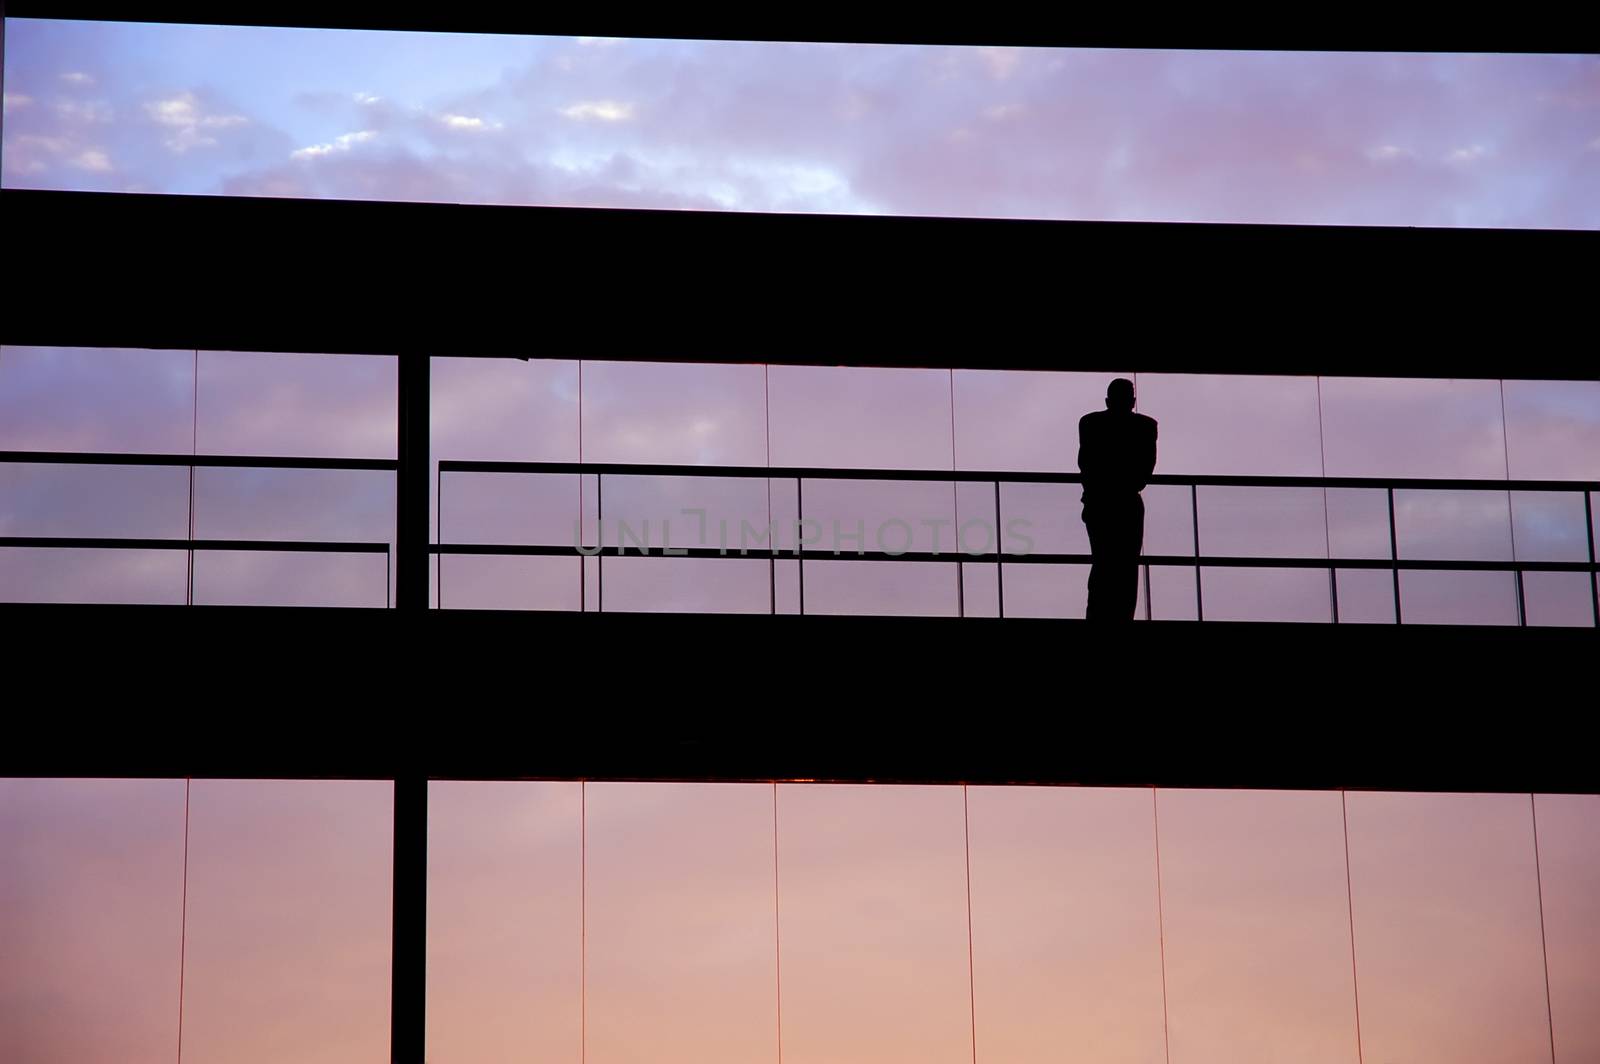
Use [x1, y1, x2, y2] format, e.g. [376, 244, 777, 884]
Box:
[435, 460, 1600, 625]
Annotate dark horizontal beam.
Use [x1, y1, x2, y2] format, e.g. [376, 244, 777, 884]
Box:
[0, 536, 389, 553]
[3, 190, 1595, 381]
[7, 3, 1597, 53]
[0, 450, 398, 471]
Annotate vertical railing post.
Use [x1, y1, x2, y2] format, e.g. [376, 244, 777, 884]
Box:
[1387, 487, 1402, 624]
[396, 353, 430, 611]
[1191, 484, 1203, 622]
[993, 480, 1004, 619]
[391, 777, 427, 1064]
[1587, 491, 1598, 629]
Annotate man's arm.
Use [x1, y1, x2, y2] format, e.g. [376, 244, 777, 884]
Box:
[1137, 420, 1158, 490]
[1077, 415, 1096, 479]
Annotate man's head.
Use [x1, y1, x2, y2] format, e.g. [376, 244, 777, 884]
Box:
[1106, 378, 1136, 412]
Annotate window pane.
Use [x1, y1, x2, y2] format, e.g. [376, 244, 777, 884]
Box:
[580, 360, 767, 465]
[1535, 794, 1600, 1064]
[0, 547, 188, 604]
[769, 366, 952, 470]
[601, 475, 770, 554]
[960, 561, 1000, 616]
[1334, 568, 1396, 624]
[1149, 564, 1199, 621]
[1326, 489, 1392, 560]
[0, 778, 185, 1064]
[1510, 491, 1589, 562]
[1501, 379, 1600, 481]
[191, 550, 389, 607]
[777, 784, 970, 1064]
[967, 786, 1165, 1064]
[196, 350, 396, 459]
[1522, 571, 1595, 627]
[953, 370, 1132, 472]
[1001, 562, 1090, 618]
[194, 467, 394, 543]
[1136, 374, 1323, 476]
[586, 783, 777, 1064]
[1398, 570, 1518, 625]
[0, 463, 188, 537]
[1144, 484, 1195, 557]
[599, 556, 771, 613]
[774, 558, 802, 614]
[1159, 789, 1359, 1064]
[1345, 792, 1551, 1064]
[799, 559, 958, 616]
[999, 482, 1086, 556]
[427, 782, 581, 1064]
[0, 345, 194, 453]
[1319, 377, 1508, 479]
[440, 471, 581, 546]
[801, 479, 957, 555]
[1200, 567, 1331, 622]
[1197, 486, 1327, 558]
[438, 555, 581, 611]
[1395, 490, 1512, 561]
[181, 780, 392, 1064]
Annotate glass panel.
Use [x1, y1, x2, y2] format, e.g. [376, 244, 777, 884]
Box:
[1510, 491, 1590, 562]
[1522, 571, 1595, 627]
[181, 780, 392, 1064]
[1001, 562, 1090, 618]
[586, 783, 777, 1064]
[1200, 567, 1331, 622]
[196, 350, 396, 458]
[953, 370, 1133, 472]
[777, 784, 970, 1064]
[0, 547, 188, 604]
[428, 782, 582, 1064]
[0, 463, 189, 537]
[966, 785, 1165, 1064]
[801, 479, 957, 555]
[999, 482, 1086, 556]
[799, 559, 959, 616]
[1326, 488, 1393, 560]
[769, 365, 952, 470]
[598, 556, 771, 613]
[1334, 568, 1396, 624]
[1158, 789, 1359, 1064]
[191, 550, 389, 607]
[1319, 377, 1508, 480]
[580, 360, 767, 465]
[1501, 380, 1600, 482]
[1398, 570, 1518, 625]
[440, 471, 581, 546]
[960, 561, 1000, 617]
[438, 555, 581, 611]
[1196, 486, 1327, 558]
[600, 475, 770, 554]
[431, 356, 580, 540]
[0, 345, 194, 453]
[1136, 374, 1323, 476]
[1149, 564, 1199, 621]
[774, 558, 801, 614]
[1535, 794, 1600, 1064]
[1394, 489, 1513, 561]
[1345, 792, 1551, 1064]
[1144, 484, 1195, 557]
[194, 467, 394, 543]
[0, 778, 185, 1064]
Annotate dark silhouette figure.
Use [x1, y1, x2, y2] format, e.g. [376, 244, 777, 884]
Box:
[1078, 379, 1157, 621]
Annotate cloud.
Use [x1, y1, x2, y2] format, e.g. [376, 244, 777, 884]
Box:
[59, 71, 95, 87]
[290, 130, 378, 160]
[2, 93, 34, 113]
[143, 92, 251, 152]
[438, 113, 502, 132]
[70, 149, 113, 172]
[560, 100, 636, 123]
[1446, 144, 1490, 163]
[355, 92, 382, 105]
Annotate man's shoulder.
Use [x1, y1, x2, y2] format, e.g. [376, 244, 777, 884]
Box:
[1136, 412, 1158, 433]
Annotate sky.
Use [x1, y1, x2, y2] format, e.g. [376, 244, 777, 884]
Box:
[2, 778, 1597, 1064]
[3, 20, 1600, 227]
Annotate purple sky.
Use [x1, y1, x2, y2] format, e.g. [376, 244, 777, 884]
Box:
[3, 20, 1599, 227]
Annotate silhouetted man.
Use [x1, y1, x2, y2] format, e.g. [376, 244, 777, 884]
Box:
[1078, 378, 1157, 621]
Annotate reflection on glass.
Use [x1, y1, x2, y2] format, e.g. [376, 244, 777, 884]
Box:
[769, 366, 952, 470]
[1510, 491, 1590, 562]
[586, 783, 777, 1064]
[580, 360, 767, 466]
[967, 786, 1165, 1064]
[1501, 380, 1600, 481]
[181, 780, 392, 1064]
[1197, 486, 1327, 558]
[0, 778, 185, 1064]
[0, 345, 195, 453]
[438, 555, 581, 611]
[1345, 792, 1551, 1064]
[1319, 377, 1508, 479]
[1394, 490, 1513, 561]
[599, 556, 771, 613]
[1521, 572, 1596, 627]
[953, 370, 1132, 472]
[1158, 789, 1358, 1064]
[1398, 571, 1518, 625]
[428, 782, 582, 1064]
[0, 547, 188, 604]
[0, 463, 189, 538]
[1136, 374, 1323, 476]
[1334, 569, 1396, 624]
[197, 351, 396, 459]
[1534, 794, 1600, 1064]
[191, 550, 389, 607]
[1200, 567, 1331, 623]
[798, 560, 959, 616]
[777, 784, 970, 1064]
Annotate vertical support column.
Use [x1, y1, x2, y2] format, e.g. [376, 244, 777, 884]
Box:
[397, 352, 430, 610]
[391, 778, 428, 1064]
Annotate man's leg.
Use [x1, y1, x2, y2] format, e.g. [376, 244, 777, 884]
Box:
[1112, 496, 1145, 620]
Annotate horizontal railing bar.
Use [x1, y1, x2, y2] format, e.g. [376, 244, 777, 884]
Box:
[430, 542, 1599, 572]
[1, 537, 390, 554]
[437, 459, 1599, 493]
[0, 450, 398, 471]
